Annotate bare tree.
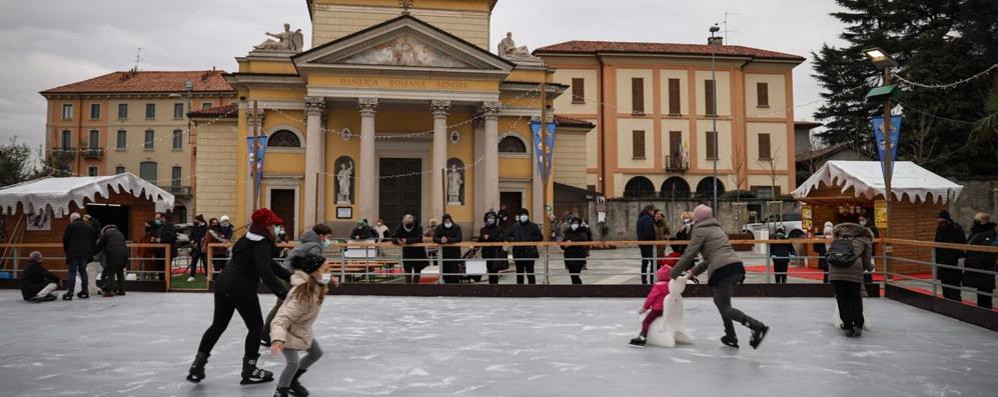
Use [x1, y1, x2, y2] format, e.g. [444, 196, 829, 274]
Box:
[902, 105, 939, 164]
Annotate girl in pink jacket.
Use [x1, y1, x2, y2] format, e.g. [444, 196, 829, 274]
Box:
[629, 265, 672, 347]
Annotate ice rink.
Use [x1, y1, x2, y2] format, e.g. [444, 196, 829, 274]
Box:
[1, 291, 997, 396]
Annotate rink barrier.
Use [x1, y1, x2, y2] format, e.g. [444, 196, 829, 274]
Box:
[0, 243, 173, 292]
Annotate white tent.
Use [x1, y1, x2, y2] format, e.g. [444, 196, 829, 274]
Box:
[792, 161, 963, 204]
[0, 173, 174, 217]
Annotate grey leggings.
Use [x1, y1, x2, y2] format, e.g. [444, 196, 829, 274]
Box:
[279, 340, 323, 388]
[713, 272, 764, 338]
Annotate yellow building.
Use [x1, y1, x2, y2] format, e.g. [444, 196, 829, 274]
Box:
[39, 71, 236, 221]
[534, 40, 805, 199]
[196, 0, 591, 237]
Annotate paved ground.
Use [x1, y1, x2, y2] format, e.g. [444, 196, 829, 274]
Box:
[1, 291, 997, 396]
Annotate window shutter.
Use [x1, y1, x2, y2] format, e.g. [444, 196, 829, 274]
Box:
[571, 78, 585, 104]
[668, 78, 681, 115]
[704, 79, 716, 116]
[631, 78, 644, 114]
[757, 82, 769, 107]
[758, 133, 771, 160]
[632, 130, 646, 158]
[669, 131, 682, 156]
[706, 131, 717, 159]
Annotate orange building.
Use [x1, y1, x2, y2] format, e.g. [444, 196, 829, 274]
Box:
[535, 40, 805, 199]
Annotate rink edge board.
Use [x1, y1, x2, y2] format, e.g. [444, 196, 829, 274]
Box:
[884, 284, 998, 332]
[0, 279, 165, 292]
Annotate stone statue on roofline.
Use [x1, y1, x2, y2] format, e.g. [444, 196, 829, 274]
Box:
[498, 32, 541, 62]
[253, 23, 304, 53]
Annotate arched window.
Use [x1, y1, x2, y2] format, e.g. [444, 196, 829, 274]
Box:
[661, 177, 691, 199]
[498, 135, 527, 153]
[695, 177, 725, 199]
[268, 129, 301, 148]
[623, 176, 656, 198]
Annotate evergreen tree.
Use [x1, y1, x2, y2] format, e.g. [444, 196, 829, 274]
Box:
[811, 0, 998, 176]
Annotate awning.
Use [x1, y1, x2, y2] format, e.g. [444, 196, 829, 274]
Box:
[0, 173, 175, 217]
[792, 161, 963, 204]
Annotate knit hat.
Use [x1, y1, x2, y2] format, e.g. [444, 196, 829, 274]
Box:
[938, 210, 951, 221]
[251, 208, 283, 228]
[291, 253, 326, 274]
[823, 222, 834, 238]
[194, 214, 206, 223]
[517, 208, 530, 216]
[656, 265, 673, 282]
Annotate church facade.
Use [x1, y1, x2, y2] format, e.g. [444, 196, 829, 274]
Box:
[195, 0, 591, 237]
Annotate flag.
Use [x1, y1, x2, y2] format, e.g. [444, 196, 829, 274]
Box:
[871, 115, 901, 181]
[247, 136, 269, 199]
[530, 121, 557, 181]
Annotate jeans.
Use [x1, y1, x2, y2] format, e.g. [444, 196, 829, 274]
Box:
[773, 260, 789, 284]
[566, 260, 585, 285]
[515, 260, 536, 285]
[832, 280, 864, 329]
[188, 247, 206, 277]
[278, 340, 323, 388]
[402, 261, 425, 284]
[65, 256, 89, 294]
[639, 245, 654, 284]
[101, 262, 126, 293]
[712, 269, 764, 338]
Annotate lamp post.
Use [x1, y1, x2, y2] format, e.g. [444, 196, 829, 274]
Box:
[709, 23, 720, 212]
[863, 47, 898, 239]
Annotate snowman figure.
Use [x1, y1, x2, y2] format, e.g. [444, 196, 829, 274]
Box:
[647, 273, 694, 347]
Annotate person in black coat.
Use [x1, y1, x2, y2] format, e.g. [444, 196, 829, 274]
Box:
[351, 219, 376, 240]
[188, 208, 291, 385]
[96, 224, 129, 297]
[964, 213, 997, 309]
[188, 214, 208, 280]
[510, 208, 543, 285]
[635, 205, 657, 284]
[561, 216, 591, 285]
[394, 214, 428, 284]
[62, 212, 97, 300]
[21, 251, 60, 302]
[156, 212, 178, 276]
[769, 227, 797, 284]
[479, 210, 506, 284]
[934, 210, 967, 302]
[433, 213, 463, 284]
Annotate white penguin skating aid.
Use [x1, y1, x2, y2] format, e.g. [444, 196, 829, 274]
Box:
[646, 274, 693, 347]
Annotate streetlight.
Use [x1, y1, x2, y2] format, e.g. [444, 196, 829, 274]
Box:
[863, 47, 898, 240]
[709, 23, 720, 212]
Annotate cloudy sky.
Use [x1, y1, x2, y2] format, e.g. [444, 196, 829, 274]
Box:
[0, 0, 845, 160]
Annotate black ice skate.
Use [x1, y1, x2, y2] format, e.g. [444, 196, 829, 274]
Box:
[749, 325, 769, 349]
[274, 387, 290, 397]
[77, 290, 89, 299]
[628, 336, 647, 347]
[721, 335, 739, 349]
[240, 356, 274, 385]
[186, 352, 208, 383]
[62, 292, 73, 301]
[290, 368, 309, 396]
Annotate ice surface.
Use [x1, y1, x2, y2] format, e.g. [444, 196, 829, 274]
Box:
[1, 291, 997, 396]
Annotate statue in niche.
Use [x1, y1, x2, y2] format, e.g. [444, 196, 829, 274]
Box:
[447, 164, 463, 205]
[336, 158, 354, 204]
[254, 23, 304, 52]
[498, 32, 540, 61]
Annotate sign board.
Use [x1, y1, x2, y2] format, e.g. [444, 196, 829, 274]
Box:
[874, 200, 888, 229]
[344, 247, 377, 259]
[336, 207, 353, 219]
[465, 260, 487, 275]
[595, 195, 607, 213]
[801, 205, 813, 234]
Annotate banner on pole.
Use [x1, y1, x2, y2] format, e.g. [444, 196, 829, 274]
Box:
[247, 136, 269, 200]
[530, 121, 557, 181]
[871, 115, 901, 180]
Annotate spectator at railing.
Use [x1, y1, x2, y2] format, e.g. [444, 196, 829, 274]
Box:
[205, 218, 230, 273]
[829, 222, 874, 338]
[96, 224, 129, 297]
[21, 251, 60, 303]
[394, 214, 428, 284]
[935, 210, 967, 302]
[350, 219, 376, 241]
[510, 208, 542, 285]
[636, 204, 656, 285]
[561, 216, 591, 285]
[964, 212, 996, 309]
[770, 226, 796, 284]
[154, 212, 178, 281]
[373, 218, 391, 242]
[423, 218, 438, 260]
[62, 212, 96, 300]
[814, 222, 833, 284]
[478, 210, 506, 285]
[187, 215, 208, 282]
[652, 209, 670, 259]
[433, 213, 463, 284]
[219, 215, 235, 240]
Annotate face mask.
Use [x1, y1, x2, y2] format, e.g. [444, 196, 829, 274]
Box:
[274, 226, 283, 235]
[154, 220, 161, 225]
[377, 222, 383, 227]
[859, 219, 867, 226]
[487, 218, 496, 225]
[571, 224, 579, 231]
[319, 273, 332, 285]
[221, 221, 230, 227]
[444, 222, 453, 229]
[519, 215, 529, 223]
[321, 239, 332, 249]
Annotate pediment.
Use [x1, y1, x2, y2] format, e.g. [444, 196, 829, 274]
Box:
[294, 15, 513, 75]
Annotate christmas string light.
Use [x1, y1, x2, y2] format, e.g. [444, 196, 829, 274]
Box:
[891, 63, 998, 90]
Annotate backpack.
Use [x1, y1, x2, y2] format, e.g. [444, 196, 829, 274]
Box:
[826, 237, 857, 268]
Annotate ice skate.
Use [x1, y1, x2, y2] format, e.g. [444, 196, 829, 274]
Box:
[628, 335, 647, 347]
[240, 356, 274, 385]
[749, 325, 769, 349]
[290, 369, 309, 396]
[186, 352, 208, 383]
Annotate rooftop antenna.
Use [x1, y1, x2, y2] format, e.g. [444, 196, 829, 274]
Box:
[723, 11, 739, 44]
[132, 47, 142, 72]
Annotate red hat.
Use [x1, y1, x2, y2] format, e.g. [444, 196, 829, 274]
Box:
[251, 208, 283, 227]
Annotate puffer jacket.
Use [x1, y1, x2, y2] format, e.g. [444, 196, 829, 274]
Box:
[828, 223, 874, 284]
[964, 222, 997, 290]
[289, 230, 323, 260]
[510, 220, 542, 258]
[96, 225, 129, 267]
[270, 271, 324, 350]
[670, 218, 742, 280]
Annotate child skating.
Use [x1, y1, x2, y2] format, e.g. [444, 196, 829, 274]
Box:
[630, 265, 673, 347]
[270, 253, 338, 396]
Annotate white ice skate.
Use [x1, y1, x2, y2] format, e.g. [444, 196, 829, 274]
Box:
[646, 274, 693, 347]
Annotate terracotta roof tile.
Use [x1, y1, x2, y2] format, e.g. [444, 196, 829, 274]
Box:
[554, 114, 595, 129]
[188, 103, 238, 118]
[534, 41, 804, 62]
[41, 70, 233, 94]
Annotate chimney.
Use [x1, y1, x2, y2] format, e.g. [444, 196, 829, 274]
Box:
[707, 36, 724, 46]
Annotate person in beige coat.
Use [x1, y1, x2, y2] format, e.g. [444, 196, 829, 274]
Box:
[270, 254, 338, 397]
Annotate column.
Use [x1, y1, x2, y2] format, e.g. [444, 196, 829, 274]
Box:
[430, 100, 451, 218]
[358, 98, 379, 223]
[481, 102, 502, 215]
[303, 96, 325, 227]
[245, 108, 264, 220]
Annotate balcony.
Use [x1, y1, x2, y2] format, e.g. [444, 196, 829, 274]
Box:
[81, 148, 104, 159]
[164, 185, 192, 197]
[665, 154, 689, 172]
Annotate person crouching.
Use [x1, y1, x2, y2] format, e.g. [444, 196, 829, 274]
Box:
[630, 265, 673, 347]
[270, 253, 338, 397]
[22, 251, 61, 303]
